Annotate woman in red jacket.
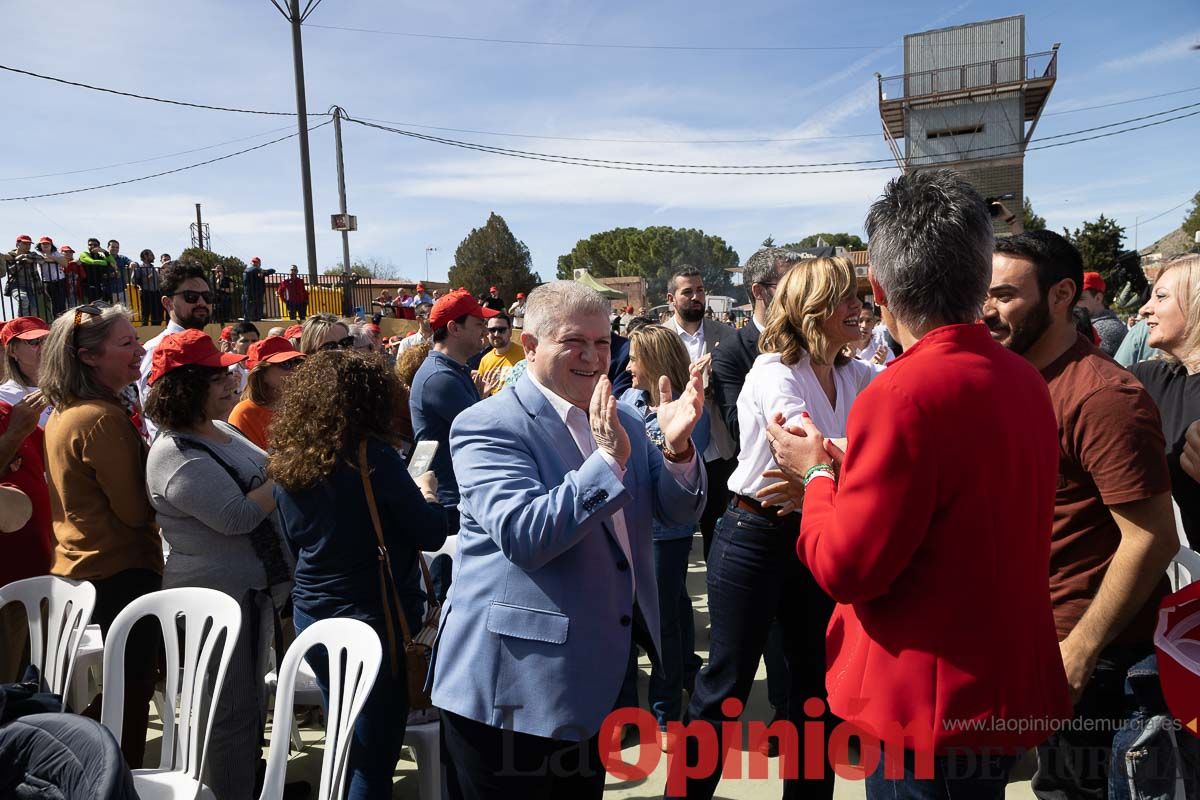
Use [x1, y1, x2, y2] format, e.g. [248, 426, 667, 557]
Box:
[766, 170, 1071, 800]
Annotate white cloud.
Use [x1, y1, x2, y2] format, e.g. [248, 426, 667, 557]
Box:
[1100, 30, 1200, 71]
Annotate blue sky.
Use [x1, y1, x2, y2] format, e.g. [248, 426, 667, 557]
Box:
[2, 0, 1197, 288]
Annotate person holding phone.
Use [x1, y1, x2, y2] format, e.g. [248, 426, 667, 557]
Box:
[271, 349, 446, 800]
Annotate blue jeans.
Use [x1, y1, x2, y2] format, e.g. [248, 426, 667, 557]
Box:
[617, 536, 695, 728]
[866, 749, 1017, 800]
[293, 606, 408, 800]
[672, 502, 835, 800]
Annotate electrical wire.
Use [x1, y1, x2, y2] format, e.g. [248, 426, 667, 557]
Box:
[346, 102, 1200, 171]
[304, 23, 892, 51]
[346, 108, 1199, 175]
[0, 124, 300, 182]
[1138, 195, 1197, 227]
[0, 63, 302, 116]
[1043, 85, 1200, 116]
[0, 121, 331, 202]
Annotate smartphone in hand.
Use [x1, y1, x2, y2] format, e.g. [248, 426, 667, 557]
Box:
[407, 440, 439, 479]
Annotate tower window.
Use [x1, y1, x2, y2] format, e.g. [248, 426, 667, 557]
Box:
[926, 124, 984, 139]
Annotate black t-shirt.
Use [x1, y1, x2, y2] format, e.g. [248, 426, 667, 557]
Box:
[1131, 359, 1200, 549]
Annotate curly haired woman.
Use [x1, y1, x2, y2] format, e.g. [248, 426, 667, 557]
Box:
[270, 350, 447, 800]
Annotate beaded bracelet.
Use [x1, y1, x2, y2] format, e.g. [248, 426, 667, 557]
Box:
[803, 463, 835, 483]
[803, 469, 836, 487]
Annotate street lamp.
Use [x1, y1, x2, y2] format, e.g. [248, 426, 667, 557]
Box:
[425, 247, 438, 282]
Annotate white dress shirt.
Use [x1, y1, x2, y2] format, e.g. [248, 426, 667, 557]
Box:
[727, 352, 877, 498]
[527, 372, 702, 599]
[676, 320, 706, 364]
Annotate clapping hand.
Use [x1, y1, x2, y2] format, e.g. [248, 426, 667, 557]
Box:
[656, 365, 704, 454]
[590, 376, 630, 468]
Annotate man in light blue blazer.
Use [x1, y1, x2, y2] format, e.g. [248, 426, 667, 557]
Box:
[430, 280, 707, 799]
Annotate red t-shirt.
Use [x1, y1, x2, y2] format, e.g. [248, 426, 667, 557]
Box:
[0, 403, 52, 586]
[1041, 335, 1173, 645]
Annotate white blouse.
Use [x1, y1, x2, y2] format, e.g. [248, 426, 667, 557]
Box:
[727, 352, 877, 498]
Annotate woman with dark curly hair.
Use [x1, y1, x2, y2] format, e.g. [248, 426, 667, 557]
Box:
[271, 349, 447, 800]
[144, 329, 293, 800]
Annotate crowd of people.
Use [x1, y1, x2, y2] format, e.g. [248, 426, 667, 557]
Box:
[2, 167, 1200, 800]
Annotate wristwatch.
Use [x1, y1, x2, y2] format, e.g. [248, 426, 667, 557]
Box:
[662, 440, 695, 464]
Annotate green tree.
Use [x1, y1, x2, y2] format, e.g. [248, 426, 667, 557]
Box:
[325, 257, 406, 279]
[781, 232, 865, 250]
[556, 226, 739, 301]
[449, 212, 541, 298]
[179, 247, 246, 276]
[1023, 197, 1046, 232]
[1182, 191, 1200, 238]
[1063, 214, 1145, 299]
[761, 235, 775, 247]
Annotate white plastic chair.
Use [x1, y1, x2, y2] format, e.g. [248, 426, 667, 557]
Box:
[259, 617, 381, 800]
[405, 719, 443, 800]
[67, 623, 104, 711]
[1170, 546, 1200, 591]
[264, 650, 327, 752]
[100, 587, 241, 800]
[0, 576, 95, 708]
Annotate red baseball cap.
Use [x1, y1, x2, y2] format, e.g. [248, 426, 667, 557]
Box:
[37, 236, 53, 245]
[428, 289, 499, 331]
[148, 329, 245, 386]
[516, 292, 525, 299]
[246, 336, 305, 370]
[489, 286, 498, 293]
[1, 317, 50, 347]
[251, 256, 261, 265]
[1082, 272, 1106, 293]
[60, 245, 75, 254]
[15, 235, 32, 244]
[283, 324, 303, 339]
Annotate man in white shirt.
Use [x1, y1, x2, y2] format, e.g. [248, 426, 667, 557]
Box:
[660, 266, 737, 557]
[431, 280, 706, 798]
[138, 261, 213, 437]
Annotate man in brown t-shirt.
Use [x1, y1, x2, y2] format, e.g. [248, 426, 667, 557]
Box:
[986, 231, 1178, 798]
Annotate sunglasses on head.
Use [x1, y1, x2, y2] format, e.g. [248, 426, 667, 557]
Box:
[72, 304, 103, 348]
[171, 290, 214, 304]
[317, 336, 356, 351]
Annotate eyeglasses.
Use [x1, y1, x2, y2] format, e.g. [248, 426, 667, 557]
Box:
[317, 336, 356, 351]
[170, 290, 214, 304]
[72, 304, 102, 348]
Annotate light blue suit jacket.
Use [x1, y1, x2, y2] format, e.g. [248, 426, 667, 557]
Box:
[428, 374, 706, 740]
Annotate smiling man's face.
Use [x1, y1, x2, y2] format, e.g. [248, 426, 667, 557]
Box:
[523, 311, 611, 410]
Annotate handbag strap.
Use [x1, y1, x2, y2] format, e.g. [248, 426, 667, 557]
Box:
[358, 440, 409, 677]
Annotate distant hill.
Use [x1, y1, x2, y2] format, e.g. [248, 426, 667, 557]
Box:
[1141, 226, 1194, 259]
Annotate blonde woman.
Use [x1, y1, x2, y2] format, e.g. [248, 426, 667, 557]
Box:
[684, 256, 876, 800]
[298, 313, 351, 355]
[615, 324, 710, 747]
[1131, 253, 1200, 548]
[39, 304, 161, 767]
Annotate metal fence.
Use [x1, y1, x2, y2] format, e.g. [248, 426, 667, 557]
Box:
[1, 264, 395, 327]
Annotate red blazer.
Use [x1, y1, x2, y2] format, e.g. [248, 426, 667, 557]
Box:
[277, 276, 308, 303]
[798, 323, 1071, 753]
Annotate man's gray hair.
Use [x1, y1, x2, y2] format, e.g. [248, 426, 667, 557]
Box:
[865, 169, 994, 330]
[523, 281, 611, 340]
[742, 247, 811, 303]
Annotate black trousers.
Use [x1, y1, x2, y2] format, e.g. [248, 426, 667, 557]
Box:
[79, 568, 162, 769]
[441, 710, 607, 800]
[700, 456, 736, 560]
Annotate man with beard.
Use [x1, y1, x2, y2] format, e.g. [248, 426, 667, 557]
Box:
[661, 266, 736, 559]
[984, 230, 1182, 799]
[138, 260, 213, 438]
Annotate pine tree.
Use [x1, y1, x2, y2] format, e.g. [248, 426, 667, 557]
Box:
[449, 212, 541, 298]
[1022, 198, 1046, 232]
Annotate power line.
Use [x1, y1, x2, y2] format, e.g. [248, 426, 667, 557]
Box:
[0, 63, 301, 116]
[347, 102, 1200, 171]
[1044, 84, 1200, 116]
[0, 124, 299, 182]
[0, 121, 331, 202]
[1139, 195, 1197, 227]
[304, 23, 892, 51]
[346, 107, 1199, 175]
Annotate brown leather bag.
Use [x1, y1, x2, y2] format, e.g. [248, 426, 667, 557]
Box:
[357, 440, 440, 710]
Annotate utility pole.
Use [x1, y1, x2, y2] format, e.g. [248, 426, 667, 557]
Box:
[269, 0, 321, 282]
[332, 107, 351, 284]
[195, 204, 203, 249]
[425, 247, 438, 282]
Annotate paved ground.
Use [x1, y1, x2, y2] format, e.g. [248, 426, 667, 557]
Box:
[143, 533, 1038, 798]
